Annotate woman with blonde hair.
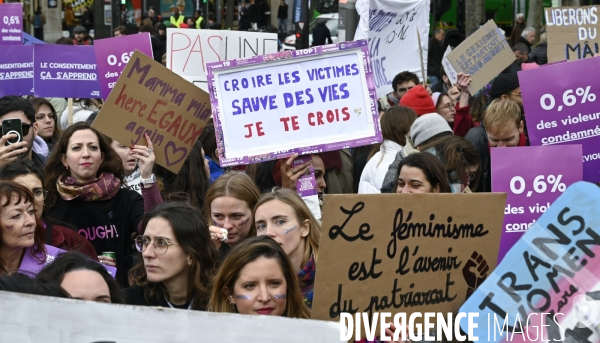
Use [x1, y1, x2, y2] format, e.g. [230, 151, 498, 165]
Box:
[208, 236, 309, 318]
[206, 172, 261, 260]
[253, 188, 319, 309]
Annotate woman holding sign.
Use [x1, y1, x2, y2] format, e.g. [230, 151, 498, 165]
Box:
[43, 123, 145, 287]
[208, 236, 309, 318]
[206, 172, 261, 261]
[253, 188, 319, 309]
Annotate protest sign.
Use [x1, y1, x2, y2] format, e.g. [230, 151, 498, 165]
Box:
[311, 193, 506, 333]
[167, 29, 278, 92]
[0, 3, 22, 45]
[0, 45, 33, 97]
[460, 181, 600, 343]
[92, 51, 212, 174]
[545, 6, 600, 63]
[22, 32, 45, 45]
[492, 145, 583, 263]
[519, 57, 600, 182]
[441, 46, 457, 85]
[0, 291, 339, 342]
[447, 20, 514, 95]
[364, 0, 429, 98]
[94, 33, 154, 100]
[206, 41, 381, 167]
[33, 45, 101, 98]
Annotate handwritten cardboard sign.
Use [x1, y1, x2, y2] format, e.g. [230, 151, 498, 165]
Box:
[92, 51, 212, 173]
[0, 291, 340, 342]
[441, 46, 458, 85]
[447, 20, 515, 95]
[312, 193, 506, 331]
[167, 29, 278, 92]
[206, 40, 381, 167]
[460, 181, 600, 343]
[364, 0, 429, 98]
[546, 6, 600, 63]
[492, 145, 583, 263]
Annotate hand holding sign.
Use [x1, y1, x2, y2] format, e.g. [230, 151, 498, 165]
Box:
[130, 132, 155, 181]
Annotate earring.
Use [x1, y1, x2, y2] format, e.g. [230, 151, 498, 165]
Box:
[229, 302, 237, 310]
[65, 165, 69, 170]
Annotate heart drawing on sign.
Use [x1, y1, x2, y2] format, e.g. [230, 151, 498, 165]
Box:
[164, 141, 188, 167]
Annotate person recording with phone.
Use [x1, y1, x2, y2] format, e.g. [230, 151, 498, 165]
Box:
[0, 96, 46, 171]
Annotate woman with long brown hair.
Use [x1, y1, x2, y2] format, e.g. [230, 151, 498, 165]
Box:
[31, 98, 61, 155]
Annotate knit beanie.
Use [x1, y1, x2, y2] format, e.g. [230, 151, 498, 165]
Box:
[410, 113, 453, 147]
[399, 85, 436, 116]
[490, 72, 519, 98]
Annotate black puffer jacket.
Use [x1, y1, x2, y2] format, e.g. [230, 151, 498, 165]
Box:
[464, 125, 490, 192]
[529, 42, 548, 65]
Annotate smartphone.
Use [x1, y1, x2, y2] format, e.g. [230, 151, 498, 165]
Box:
[2, 119, 23, 146]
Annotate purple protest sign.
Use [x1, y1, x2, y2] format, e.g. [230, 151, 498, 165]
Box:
[0, 45, 33, 96]
[33, 45, 101, 98]
[519, 57, 600, 182]
[206, 40, 381, 167]
[491, 145, 582, 262]
[0, 3, 23, 45]
[94, 33, 153, 100]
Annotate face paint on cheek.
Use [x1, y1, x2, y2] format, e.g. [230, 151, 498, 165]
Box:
[5, 226, 13, 230]
[282, 226, 296, 235]
[237, 217, 250, 228]
[213, 221, 225, 228]
[273, 294, 286, 300]
[235, 295, 252, 300]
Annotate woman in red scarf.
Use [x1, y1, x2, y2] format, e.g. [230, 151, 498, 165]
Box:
[44, 122, 145, 287]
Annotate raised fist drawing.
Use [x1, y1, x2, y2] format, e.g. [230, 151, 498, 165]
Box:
[462, 251, 489, 298]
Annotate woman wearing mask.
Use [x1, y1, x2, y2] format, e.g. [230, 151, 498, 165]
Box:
[1, 160, 97, 260]
[395, 153, 451, 194]
[37, 251, 122, 303]
[125, 202, 218, 310]
[206, 172, 261, 261]
[253, 188, 319, 309]
[43, 122, 145, 287]
[208, 236, 309, 318]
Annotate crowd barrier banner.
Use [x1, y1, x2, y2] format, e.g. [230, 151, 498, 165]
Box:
[206, 40, 381, 167]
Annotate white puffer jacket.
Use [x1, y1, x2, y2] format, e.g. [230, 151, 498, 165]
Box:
[358, 140, 403, 194]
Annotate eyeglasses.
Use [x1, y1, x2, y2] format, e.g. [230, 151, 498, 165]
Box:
[35, 113, 55, 122]
[437, 102, 456, 111]
[509, 92, 522, 97]
[32, 188, 47, 201]
[135, 235, 179, 255]
[0, 123, 33, 136]
[397, 86, 414, 93]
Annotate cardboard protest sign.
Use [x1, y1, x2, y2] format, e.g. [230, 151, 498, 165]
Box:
[92, 51, 211, 174]
[460, 181, 600, 343]
[33, 45, 101, 98]
[94, 33, 154, 100]
[312, 193, 506, 332]
[0, 3, 22, 45]
[0, 291, 340, 342]
[206, 40, 381, 167]
[365, 0, 429, 98]
[441, 46, 458, 85]
[447, 20, 515, 94]
[492, 145, 583, 263]
[546, 6, 600, 63]
[519, 57, 600, 182]
[0, 45, 33, 97]
[167, 29, 278, 92]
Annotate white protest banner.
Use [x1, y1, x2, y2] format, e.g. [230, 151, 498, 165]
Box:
[364, 0, 429, 98]
[0, 291, 340, 342]
[441, 45, 457, 85]
[459, 181, 600, 343]
[546, 6, 600, 63]
[167, 29, 278, 92]
[206, 41, 381, 167]
[447, 20, 515, 95]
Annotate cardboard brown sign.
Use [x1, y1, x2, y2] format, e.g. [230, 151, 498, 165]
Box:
[312, 193, 506, 331]
[546, 6, 600, 63]
[446, 20, 515, 95]
[92, 51, 212, 173]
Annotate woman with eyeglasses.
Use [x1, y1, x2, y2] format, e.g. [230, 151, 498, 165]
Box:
[1, 159, 97, 260]
[434, 72, 475, 137]
[125, 202, 218, 310]
[31, 98, 61, 155]
[43, 122, 145, 287]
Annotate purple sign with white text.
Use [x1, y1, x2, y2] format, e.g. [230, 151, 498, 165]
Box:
[0, 45, 33, 96]
[0, 3, 23, 45]
[94, 33, 153, 100]
[491, 145, 582, 262]
[34, 45, 101, 98]
[519, 57, 600, 182]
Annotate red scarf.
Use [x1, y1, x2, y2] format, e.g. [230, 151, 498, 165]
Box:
[488, 132, 528, 150]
